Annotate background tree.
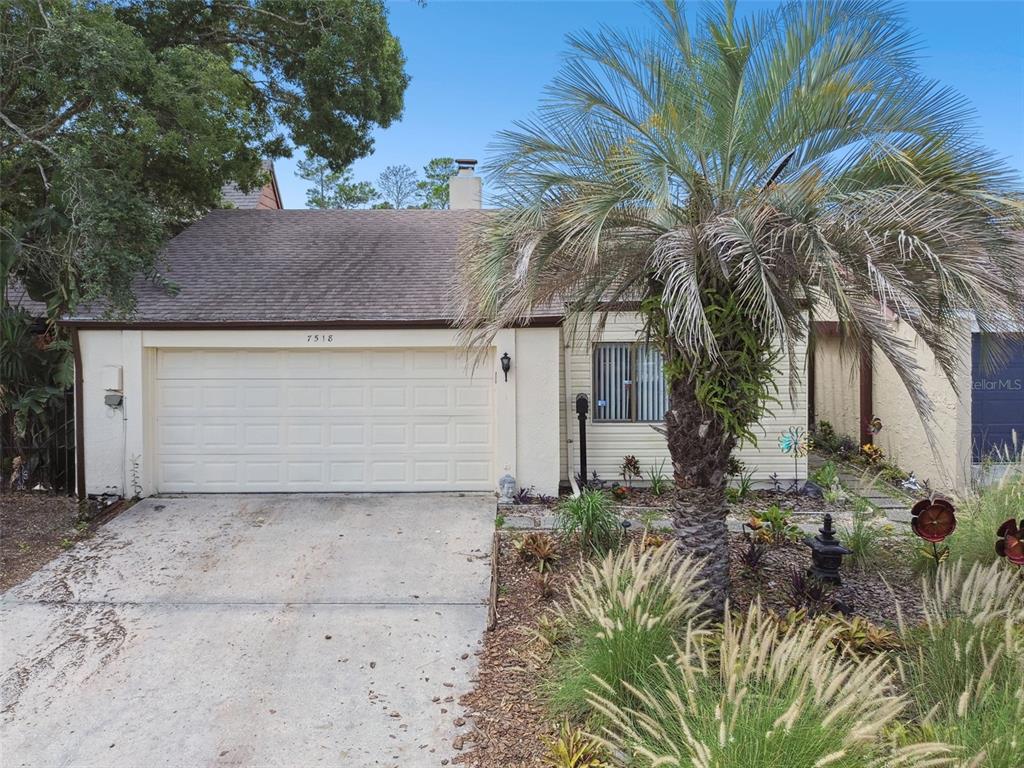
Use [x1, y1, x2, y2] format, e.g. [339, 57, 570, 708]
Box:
[457, 0, 1024, 608]
[297, 153, 378, 209]
[1, 0, 408, 486]
[417, 157, 458, 208]
[376, 164, 420, 208]
[2, 0, 408, 318]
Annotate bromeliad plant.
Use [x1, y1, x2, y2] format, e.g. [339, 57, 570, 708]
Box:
[456, 0, 1024, 611]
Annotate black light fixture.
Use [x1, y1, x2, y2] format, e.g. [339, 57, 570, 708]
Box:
[500, 352, 511, 381]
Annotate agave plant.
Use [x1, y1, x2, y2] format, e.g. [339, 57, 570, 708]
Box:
[456, 0, 1024, 610]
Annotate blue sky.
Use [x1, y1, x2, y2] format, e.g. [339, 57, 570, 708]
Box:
[274, 0, 1024, 208]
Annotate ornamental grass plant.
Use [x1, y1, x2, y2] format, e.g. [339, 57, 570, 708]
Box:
[589, 602, 953, 768]
[547, 541, 708, 721]
[895, 560, 1024, 767]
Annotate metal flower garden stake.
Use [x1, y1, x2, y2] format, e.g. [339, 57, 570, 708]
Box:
[777, 427, 811, 491]
[996, 518, 1024, 566]
[910, 497, 957, 573]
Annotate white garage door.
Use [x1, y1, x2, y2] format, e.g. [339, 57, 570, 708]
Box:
[154, 348, 494, 492]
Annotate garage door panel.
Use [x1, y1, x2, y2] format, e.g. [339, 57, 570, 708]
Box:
[155, 348, 495, 492]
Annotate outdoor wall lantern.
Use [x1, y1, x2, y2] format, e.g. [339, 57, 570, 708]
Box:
[804, 513, 851, 585]
[500, 352, 512, 381]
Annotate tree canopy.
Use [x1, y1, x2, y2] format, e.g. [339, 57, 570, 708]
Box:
[456, 0, 1024, 605]
[297, 153, 379, 209]
[1, 0, 409, 318]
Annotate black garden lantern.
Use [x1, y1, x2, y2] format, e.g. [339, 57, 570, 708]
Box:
[804, 513, 851, 585]
[500, 352, 511, 381]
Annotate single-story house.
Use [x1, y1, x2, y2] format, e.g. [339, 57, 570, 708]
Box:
[63, 162, 808, 499]
[812, 317, 1023, 492]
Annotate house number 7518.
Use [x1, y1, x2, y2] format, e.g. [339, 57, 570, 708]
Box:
[306, 334, 334, 343]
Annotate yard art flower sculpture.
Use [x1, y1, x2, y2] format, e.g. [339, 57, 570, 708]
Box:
[995, 519, 1024, 566]
[910, 497, 957, 570]
[778, 426, 811, 491]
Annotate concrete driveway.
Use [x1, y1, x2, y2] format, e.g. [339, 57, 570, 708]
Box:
[0, 494, 494, 767]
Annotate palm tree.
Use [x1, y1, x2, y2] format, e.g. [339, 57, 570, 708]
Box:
[457, 0, 1023, 609]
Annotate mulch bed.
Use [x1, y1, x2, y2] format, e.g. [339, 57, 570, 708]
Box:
[0, 492, 84, 591]
[727, 532, 924, 627]
[456, 527, 924, 766]
[453, 535, 585, 767]
[0, 492, 126, 592]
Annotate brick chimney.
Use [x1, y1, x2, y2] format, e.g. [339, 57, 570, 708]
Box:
[449, 159, 482, 209]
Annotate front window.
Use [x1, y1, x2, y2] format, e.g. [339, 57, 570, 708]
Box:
[592, 342, 668, 422]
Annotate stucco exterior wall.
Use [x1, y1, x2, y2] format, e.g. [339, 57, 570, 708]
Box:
[812, 336, 861, 440]
[559, 313, 808, 486]
[871, 319, 972, 491]
[77, 327, 562, 497]
[812, 319, 973, 491]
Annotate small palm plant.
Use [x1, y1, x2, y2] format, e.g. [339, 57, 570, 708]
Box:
[457, 0, 1024, 611]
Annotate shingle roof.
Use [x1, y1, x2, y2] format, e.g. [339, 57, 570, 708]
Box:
[220, 160, 281, 210]
[67, 209, 561, 326]
[4, 281, 47, 319]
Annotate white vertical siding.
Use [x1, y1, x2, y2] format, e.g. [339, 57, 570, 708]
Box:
[560, 312, 808, 486]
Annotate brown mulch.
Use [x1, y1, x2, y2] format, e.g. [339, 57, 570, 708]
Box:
[0, 492, 127, 592]
[454, 534, 585, 767]
[728, 532, 924, 627]
[456, 528, 924, 766]
[0, 492, 84, 591]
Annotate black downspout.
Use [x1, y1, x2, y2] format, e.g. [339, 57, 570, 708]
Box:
[575, 393, 589, 484]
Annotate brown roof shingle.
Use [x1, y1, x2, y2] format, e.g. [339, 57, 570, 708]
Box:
[67, 209, 558, 326]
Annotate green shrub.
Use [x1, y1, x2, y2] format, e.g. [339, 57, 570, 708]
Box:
[646, 460, 669, 496]
[810, 460, 840, 488]
[547, 542, 707, 721]
[896, 560, 1024, 767]
[756, 503, 800, 544]
[555, 490, 620, 554]
[591, 601, 950, 768]
[839, 511, 891, 571]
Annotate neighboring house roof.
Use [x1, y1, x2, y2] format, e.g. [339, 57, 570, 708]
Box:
[4, 281, 48, 319]
[65, 209, 562, 327]
[220, 160, 283, 210]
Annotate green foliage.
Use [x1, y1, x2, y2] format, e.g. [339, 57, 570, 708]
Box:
[457, 0, 1024, 495]
[920, 473, 1024, 570]
[547, 542, 706, 721]
[592, 602, 940, 768]
[417, 157, 458, 209]
[646, 460, 669, 496]
[809, 460, 840, 489]
[494, 513, 506, 529]
[555, 490, 620, 555]
[754, 504, 800, 545]
[2, 0, 408, 319]
[896, 560, 1024, 767]
[839, 511, 891, 571]
[645, 289, 781, 448]
[297, 152, 377, 209]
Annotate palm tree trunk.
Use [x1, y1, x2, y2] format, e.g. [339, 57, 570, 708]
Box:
[665, 373, 736, 615]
